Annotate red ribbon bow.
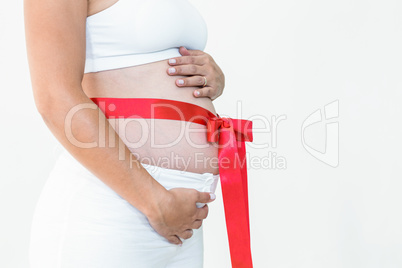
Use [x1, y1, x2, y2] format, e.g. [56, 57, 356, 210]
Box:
[206, 114, 254, 268]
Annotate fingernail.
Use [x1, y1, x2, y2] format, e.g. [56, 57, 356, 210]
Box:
[195, 90, 200, 96]
[169, 58, 176, 64]
[210, 193, 216, 200]
[168, 67, 176, 74]
[178, 79, 184, 85]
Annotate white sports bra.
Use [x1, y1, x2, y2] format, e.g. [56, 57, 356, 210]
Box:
[84, 0, 208, 73]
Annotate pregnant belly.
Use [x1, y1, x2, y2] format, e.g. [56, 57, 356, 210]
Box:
[82, 59, 219, 175]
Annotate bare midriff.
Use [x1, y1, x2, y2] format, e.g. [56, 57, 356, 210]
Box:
[82, 59, 219, 175]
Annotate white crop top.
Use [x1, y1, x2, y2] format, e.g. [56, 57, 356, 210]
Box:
[84, 0, 208, 73]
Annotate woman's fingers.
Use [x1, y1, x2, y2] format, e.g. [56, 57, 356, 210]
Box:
[168, 55, 206, 66]
[193, 87, 219, 99]
[178, 229, 194, 240]
[192, 220, 203, 230]
[174, 76, 220, 100]
[177, 221, 203, 242]
[195, 203, 209, 220]
[147, 188, 214, 245]
[175, 75, 207, 87]
[167, 64, 205, 76]
[176, 221, 202, 242]
[178, 46, 205, 56]
[168, 47, 209, 66]
[168, 235, 183, 245]
[167, 47, 225, 100]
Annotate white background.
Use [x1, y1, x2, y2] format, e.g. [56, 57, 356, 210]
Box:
[1, 0, 402, 267]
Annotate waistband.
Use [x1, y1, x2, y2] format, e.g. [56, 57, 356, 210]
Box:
[57, 148, 219, 206]
[58, 148, 218, 185]
[90, 97, 254, 268]
[140, 162, 220, 182]
[141, 162, 219, 209]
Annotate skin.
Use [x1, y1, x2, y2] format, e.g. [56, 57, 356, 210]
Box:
[24, 0, 225, 246]
[81, 59, 221, 175]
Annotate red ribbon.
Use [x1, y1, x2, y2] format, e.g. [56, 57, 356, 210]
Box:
[90, 97, 254, 268]
[206, 116, 253, 268]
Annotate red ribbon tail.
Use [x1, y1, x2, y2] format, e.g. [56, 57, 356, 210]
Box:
[218, 129, 253, 268]
[237, 139, 251, 237]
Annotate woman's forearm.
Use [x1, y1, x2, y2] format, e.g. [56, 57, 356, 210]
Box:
[37, 86, 167, 218]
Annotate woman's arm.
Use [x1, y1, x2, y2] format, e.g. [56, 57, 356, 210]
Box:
[24, 0, 215, 245]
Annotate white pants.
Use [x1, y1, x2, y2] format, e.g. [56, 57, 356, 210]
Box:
[29, 149, 219, 268]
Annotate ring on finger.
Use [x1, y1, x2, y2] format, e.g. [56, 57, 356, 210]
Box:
[202, 76, 207, 87]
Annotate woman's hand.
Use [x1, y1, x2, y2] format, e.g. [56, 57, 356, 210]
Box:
[167, 46, 225, 100]
[146, 188, 216, 245]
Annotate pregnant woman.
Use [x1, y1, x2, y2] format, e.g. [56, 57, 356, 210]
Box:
[24, 0, 253, 267]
